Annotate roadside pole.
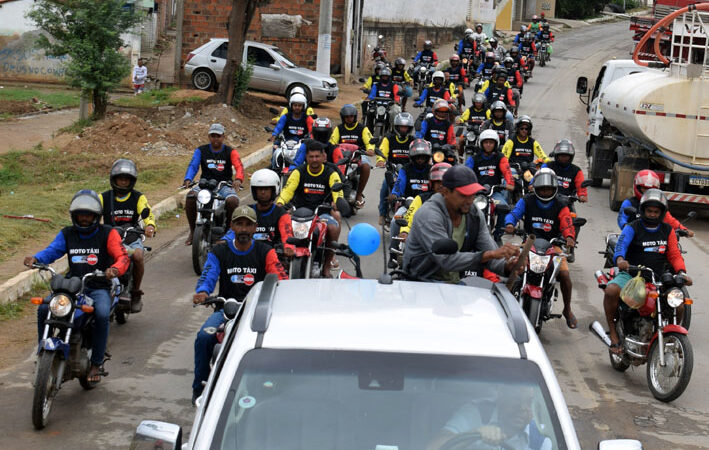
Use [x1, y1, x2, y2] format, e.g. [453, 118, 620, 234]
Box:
[316, 0, 333, 75]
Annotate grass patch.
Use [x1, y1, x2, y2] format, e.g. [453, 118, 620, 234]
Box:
[0, 300, 25, 322]
[112, 87, 206, 108]
[0, 112, 12, 121]
[0, 87, 80, 110]
[58, 118, 94, 135]
[0, 278, 51, 322]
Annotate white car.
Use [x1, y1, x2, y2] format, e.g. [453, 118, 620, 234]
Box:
[184, 38, 339, 104]
[132, 275, 641, 450]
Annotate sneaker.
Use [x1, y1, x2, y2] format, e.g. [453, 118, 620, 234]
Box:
[130, 290, 144, 313]
[387, 256, 399, 269]
[192, 392, 200, 407]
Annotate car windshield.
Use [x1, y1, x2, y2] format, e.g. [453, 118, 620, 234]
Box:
[272, 47, 297, 68]
[209, 350, 567, 450]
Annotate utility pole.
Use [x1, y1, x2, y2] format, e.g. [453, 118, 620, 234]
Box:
[316, 0, 333, 75]
[174, 0, 185, 86]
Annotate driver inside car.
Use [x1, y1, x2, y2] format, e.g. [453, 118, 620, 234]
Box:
[427, 386, 552, 450]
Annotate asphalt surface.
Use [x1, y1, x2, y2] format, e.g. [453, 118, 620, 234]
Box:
[1, 20, 709, 449]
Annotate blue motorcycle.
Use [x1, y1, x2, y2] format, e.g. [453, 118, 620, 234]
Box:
[30, 263, 119, 429]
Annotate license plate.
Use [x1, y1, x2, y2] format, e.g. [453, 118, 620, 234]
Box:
[688, 176, 709, 187]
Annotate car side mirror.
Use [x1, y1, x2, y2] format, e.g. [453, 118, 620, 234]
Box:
[132, 420, 182, 450]
[597, 439, 643, 450]
[623, 206, 637, 217]
[336, 197, 352, 218]
[576, 76, 588, 94]
[269, 63, 281, 71]
[432, 238, 458, 255]
[580, 179, 593, 188]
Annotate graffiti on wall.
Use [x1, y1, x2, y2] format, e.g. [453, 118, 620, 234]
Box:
[0, 31, 69, 81]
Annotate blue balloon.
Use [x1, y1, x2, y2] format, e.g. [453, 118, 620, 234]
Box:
[348, 223, 381, 256]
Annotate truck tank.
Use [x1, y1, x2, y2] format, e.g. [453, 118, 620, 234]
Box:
[600, 69, 709, 173]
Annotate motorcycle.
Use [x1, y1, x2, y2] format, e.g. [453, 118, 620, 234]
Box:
[509, 160, 539, 204]
[411, 60, 433, 94]
[112, 221, 152, 324]
[432, 143, 459, 165]
[195, 296, 242, 369]
[191, 178, 231, 276]
[271, 137, 301, 192]
[335, 144, 368, 212]
[462, 120, 485, 157]
[509, 231, 582, 333]
[590, 265, 694, 402]
[538, 41, 549, 67]
[472, 184, 512, 232]
[286, 185, 352, 279]
[29, 264, 120, 429]
[367, 96, 396, 138]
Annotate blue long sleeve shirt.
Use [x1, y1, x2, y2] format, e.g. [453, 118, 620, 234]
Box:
[504, 198, 527, 226]
[617, 198, 635, 230]
[184, 144, 226, 181]
[34, 231, 71, 264]
[612, 222, 636, 264]
[415, 87, 429, 107]
[271, 114, 288, 137]
[416, 120, 430, 139]
[391, 167, 409, 197]
[413, 51, 424, 63]
[289, 142, 307, 170]
[195, 240, 255, 294]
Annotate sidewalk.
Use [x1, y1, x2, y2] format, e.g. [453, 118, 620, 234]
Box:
[142, 29, 177, 86]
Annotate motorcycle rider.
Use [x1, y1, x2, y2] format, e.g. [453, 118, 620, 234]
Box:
[392, 57, 414, 111]
[471, 23, 488, 47]
[417, 99, 456, 147]
[367, 66, 402, 130]
[457, 30, 477, 63]
[528, 14, 541, 33]
[271, 86, 315, 124]
[504, 169, 577, 329]
[617, 170, 694, 235]
[501, 115, 549, 167]
[414, 40, 439, 66]
[481, 101, 515, 145]
[536, 22, 554, 59]
[100, 159, 156, 313]
[414, 71, 452, 108]
[476, 51, 498, 78]
[268, 93, 312, 143]
[361, 62, 384, 117]
[503, 56, 524, 99]
[183, 123, 243, 245]
[388, 139, 433, 268]
[403, 165, 520, 283]
[192, 205, 288, 404]
[399, 162, 451, 237]
[277, 140, 345, 277]
[519, 33, 537, 77]
[377, 112, 415, 225]
[604, 189, 691, 354]
[290, 117, 345, 176]
[444, 55, 468, 103]
[514, 25, 527, 45]
[465, 129, 514, 243]
[25, 190, 130, 383]
[330, 104, 375, 209]
[545, 139, 588, 202]
[487, 37, 505, 62]
[508, 46, 526, 73]
[483, 68, 517, 116]
[457, 92, 489, 154]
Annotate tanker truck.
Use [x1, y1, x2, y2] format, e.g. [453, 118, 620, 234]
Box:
[576, 5, 709, 211]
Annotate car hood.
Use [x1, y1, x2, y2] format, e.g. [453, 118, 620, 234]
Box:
[288, 66, 337, 85]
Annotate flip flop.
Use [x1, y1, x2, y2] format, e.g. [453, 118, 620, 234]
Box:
[185, 237, 192, 246]
[609, 343, 623, 355]
[563, 312, 578, 329]
[355, 197, 366, 209]
[87, 364, 102, 383]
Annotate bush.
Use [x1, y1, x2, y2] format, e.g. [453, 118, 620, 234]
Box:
[231, 61, 254, 108]
[556, 0, 605, 19]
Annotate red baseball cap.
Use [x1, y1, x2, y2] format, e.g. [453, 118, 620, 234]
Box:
[442, 165, 485, 196]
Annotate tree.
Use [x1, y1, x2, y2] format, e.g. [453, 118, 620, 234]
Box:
[27, 0, 143, 119]
[217, 0, 271, 105]
[556, 0, 606, 19]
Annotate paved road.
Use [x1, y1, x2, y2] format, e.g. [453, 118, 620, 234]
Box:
[1, 20, 708, 449]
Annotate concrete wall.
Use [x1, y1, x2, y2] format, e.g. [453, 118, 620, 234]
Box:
[362, 0, 469, 28]
[0, 0, 35, 35]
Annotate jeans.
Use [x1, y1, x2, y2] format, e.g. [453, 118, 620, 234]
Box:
[191, 184, 238, 199]
[491, 190, 509, 239]
[390, 206, 407, 251]
[193, 310, 225, 395]
[37, 288, 112, 366]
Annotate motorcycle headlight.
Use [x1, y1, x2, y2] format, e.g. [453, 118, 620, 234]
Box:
[473, 195, 488, 211]
[292, 220, 312, 239]
[529, 252, 551, 274]
[197, 189, 212, 204]
[433, 151, 445, 163]
[377, 105, 386, 116]
[667, 288, 685, 308]
[284, 147, 298, 161]
[49, 294, 73, 318]
[466, 131, 477, 141]
[510, 167, 519, 178]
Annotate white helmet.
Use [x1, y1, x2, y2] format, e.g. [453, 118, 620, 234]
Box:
[289, 86, 306, 97]
[289, 93, 307, 109]
[432, 70, 445, 82]
[479, 129, 500, 147]
[464, 28, 473, 36]
[251, 168, 281, 199]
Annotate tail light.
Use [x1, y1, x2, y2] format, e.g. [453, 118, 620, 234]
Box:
[186, 52, 196, 64]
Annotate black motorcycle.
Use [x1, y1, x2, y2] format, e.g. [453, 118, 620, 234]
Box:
[367, 96, 396, 138]
[191, 178, 231, 275]
[432, 143, 459, 165]
[111, 222, 152, 324]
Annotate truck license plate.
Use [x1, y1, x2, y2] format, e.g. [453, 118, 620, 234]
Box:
[688, 176, 709, 187]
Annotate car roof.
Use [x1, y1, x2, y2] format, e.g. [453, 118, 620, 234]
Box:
[254, 278, 527, 359]
[205, 38, 276, 50]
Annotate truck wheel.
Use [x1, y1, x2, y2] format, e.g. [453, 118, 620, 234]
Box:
[609, 163, 623, 211]
[588, 143, 604, 187]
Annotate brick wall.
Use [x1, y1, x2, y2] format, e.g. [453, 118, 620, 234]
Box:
[181, 0, 346, 73]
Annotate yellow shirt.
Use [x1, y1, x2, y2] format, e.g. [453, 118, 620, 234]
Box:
[477, 79, 512, 93]
[377, 135, 411, 164]
[329, 122, 375, 152]
[273, 106, 315, 123]
[98, 191, 156, 229]
[458, 107, 490, 123]
[501, 136, 550, 163]
[277, 164, 343, 206]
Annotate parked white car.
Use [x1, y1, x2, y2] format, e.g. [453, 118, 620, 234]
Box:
[184, 38, 339, 104]
[131, 274, 642, 450]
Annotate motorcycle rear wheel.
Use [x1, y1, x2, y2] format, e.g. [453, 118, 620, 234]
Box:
[647, 332, 693, 402]
[192, 226, 209, 276]
[115, 309, 127, 325]
[32, 351, 60, 430]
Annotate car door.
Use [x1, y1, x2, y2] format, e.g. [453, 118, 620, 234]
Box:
[210, 42, 228, 80]
[246, 45, 283, 94]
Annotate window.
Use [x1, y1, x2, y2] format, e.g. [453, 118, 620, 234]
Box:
[246, 46, 275, 68]
[212, 42, 228, 60]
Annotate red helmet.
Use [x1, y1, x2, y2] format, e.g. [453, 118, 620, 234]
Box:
[633, 169, 660, 199]
[449, 54, 460, 62]
[541, 12, 545, 18]
[430, 162, 452, 181]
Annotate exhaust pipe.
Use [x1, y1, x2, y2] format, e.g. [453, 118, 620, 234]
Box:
[589, 321, 612, 347]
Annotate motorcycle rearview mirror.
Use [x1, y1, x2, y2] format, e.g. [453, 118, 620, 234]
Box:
[686, 211, 697, 220]
[573, 217, 587, 228]
[580, 179, 594, 188]
[335, 158, 347, 165]
[336, 197, 352, 218]
[496, 204, 511, 216]
[374, 148, 385, 158]
[623, 206, 637, 217]
[395, 218, 408, 227]
[369, 136, 381, 145]
[331, 182, 343, 192]
[358, 77, 366, 83]
[140, 208, 151, 220]
[222, 298, 241, 320]
[455, 127, 464, 137]
[431, 238, 458, 255]
[264, 126, 274, 133]
[268, 106, 280, 115]
[575, 76, 588, 95]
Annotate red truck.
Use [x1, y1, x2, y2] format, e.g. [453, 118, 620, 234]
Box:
[631, 0, 709, 60]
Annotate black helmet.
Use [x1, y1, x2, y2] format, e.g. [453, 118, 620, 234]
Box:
[340, 104, 358, 123]
[551, 139, 575, 162]
[312, 117, 333, 143]
[496, 68, 508, 79]
[639, 188, 668, 226]
[532, 168, 558, 202]
[409, 138, 432, 158]
[516, 115, 533, 131]
[503, 56, 514, 67]
[424, 40, 432, 50]
[509, 46, 519, 55]
[69, 189, 103, 233]
[109, 158, 138, 196]
[395, 57, 406, 67]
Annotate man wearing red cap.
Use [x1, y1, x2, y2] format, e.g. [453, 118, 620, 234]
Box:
[403, 165, 520, 283]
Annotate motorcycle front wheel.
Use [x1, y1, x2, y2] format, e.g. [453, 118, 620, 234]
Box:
[289, 256, 307, 279]
[522, 295, 543, 334]
[32, 351, 61, 430]
[192, 226, 210, 276]
[647, 332, 693, 402]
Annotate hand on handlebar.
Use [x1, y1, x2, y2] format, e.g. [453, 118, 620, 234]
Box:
[193, 292, 208, 305]
[505, 184, 514, 191]
[105, 267, 119, 279]
[145, 225, 156, 238]
[617, 259, 630, 272]
[579, 195, 588, 203]
[685, 229, 695, 238]
[283, 246, 295, 258]
[24, 256, 37, 268]
[182, 179, 192, 189]
[565, 237, 575, 249]
[375, 160, 386, 168]
[504, 224, 515, 235]
[267, 135, 275, 142]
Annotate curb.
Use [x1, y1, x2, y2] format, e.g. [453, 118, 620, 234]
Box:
[0, 144, 273, 305]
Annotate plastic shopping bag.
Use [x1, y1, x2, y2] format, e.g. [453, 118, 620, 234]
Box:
[620, 273, 647, 309]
